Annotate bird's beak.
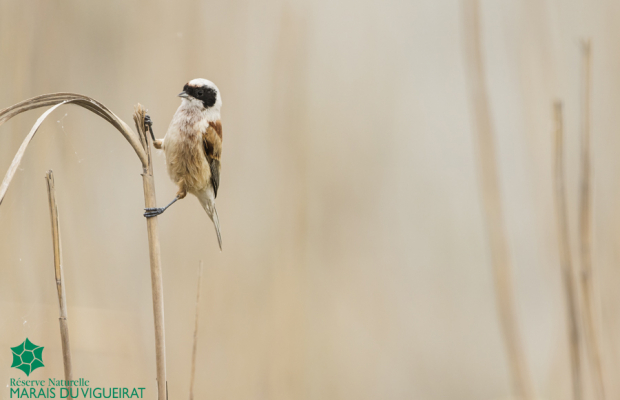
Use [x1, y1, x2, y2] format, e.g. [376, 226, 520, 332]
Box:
[178, 91, 189, 98]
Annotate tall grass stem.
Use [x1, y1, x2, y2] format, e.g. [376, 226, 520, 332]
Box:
[133, 105, 168, 400]
[553, 102, 583, 400]
[45, 170, 73, 398]
[189, 261, 203, 400]
[578, 39, 606, 400]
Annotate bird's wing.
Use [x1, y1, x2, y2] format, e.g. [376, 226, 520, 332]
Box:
[208, 158, 221, 198]
[203, 120, 223, 198]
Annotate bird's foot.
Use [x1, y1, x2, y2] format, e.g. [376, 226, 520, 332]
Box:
[144, 207, 165, 218]
[144, 114, 157, 142]
[144, 196, 179, 218]
[144, 114, 153, 130]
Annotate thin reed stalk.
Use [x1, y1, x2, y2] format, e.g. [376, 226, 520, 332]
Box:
[0, 94, 167, 400]
[462, 1, 534, 399]
[553, 102, 583, 400]
[45, 170, 73, 398]
[133, 106, 168, 400]
[189, 261, 203, 400]
[578, 39, 606, 400]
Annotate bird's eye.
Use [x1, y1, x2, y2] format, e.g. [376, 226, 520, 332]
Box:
[196, 90, 204, 97]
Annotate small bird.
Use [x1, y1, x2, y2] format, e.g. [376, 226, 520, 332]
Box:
[144, 78, 223, 250]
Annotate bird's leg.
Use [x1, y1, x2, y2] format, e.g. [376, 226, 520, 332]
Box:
[145, 114, 164, 149]
[144, 196, 180, 218]
[144, 183, 186, 218]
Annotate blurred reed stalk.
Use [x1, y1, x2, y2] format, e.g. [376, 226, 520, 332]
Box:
[0, 95, 168, 400]
[578, 40, 606, 400]
[553, 102, 583, 400]
[189, 261, 203, 400]
[462, 1, 534, 399]
[45, 170, 73, 398]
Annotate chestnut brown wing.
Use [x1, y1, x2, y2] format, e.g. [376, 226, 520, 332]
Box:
[203, 121, 222, 197]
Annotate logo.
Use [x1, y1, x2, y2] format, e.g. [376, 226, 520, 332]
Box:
[10, 338, 44, 376]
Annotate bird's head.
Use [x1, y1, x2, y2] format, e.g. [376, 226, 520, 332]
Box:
[178, 78, 222, 112]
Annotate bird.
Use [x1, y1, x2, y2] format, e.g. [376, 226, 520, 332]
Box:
[143, 78, 223, 250]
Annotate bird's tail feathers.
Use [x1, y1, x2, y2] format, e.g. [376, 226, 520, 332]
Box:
[212, 206, 222, 251]
[197, 191, 222, 251]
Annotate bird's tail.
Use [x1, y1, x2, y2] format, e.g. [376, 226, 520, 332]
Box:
[211, 206, 222, 251]
[197, 191, 223, 251]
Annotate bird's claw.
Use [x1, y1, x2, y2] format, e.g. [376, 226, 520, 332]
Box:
[144, 207, 164, 218]
[144, 114, 153, 129]
[144, 114, 157, 142]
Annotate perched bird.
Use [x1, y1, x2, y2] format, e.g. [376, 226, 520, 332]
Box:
[144, 78, 223, 250]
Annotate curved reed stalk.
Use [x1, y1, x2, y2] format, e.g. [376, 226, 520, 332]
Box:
[0, 93, 147, 162]
[0, 101, 67, 205]
[462, 1, 534, 398]
[0, 94, 167, 400]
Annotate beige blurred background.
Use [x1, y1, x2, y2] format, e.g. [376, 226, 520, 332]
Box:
[1, 0, 620, 399]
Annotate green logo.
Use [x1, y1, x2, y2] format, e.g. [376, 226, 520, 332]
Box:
[10, 338, 44, 376]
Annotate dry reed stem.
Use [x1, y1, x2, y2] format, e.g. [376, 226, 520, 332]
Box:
[45, 170, 73, 398]
[0, 95, 167, 400]
[133, 105, 168, 400]
[0, 93, 147, 163]
[189, 261, 203, 400]
[0, 94, 148, 205]
[578, 39, 606, 400]
[553, 102, 583, 400]
[0, 101, 67, 204]
[462, 1, 534, 398]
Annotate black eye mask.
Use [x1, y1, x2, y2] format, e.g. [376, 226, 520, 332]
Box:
[199, 87, 217, 108]
[186, 84, 217, 108]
